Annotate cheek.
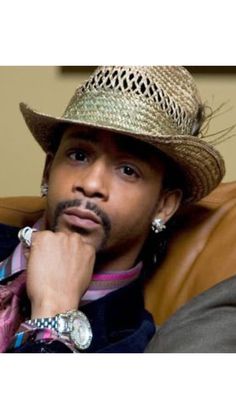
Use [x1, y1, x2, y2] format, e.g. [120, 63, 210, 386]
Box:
[109, 183, 160, 232]
[45, 168, 71, 225]
[47, 165, 71, 198]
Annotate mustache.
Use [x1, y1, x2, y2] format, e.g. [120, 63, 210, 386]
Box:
[52, 199, 111, 235]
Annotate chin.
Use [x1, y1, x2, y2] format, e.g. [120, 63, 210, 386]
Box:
[57, 223, 107, 250]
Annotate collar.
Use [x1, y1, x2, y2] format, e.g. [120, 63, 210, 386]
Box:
[0, 219, 143, 304]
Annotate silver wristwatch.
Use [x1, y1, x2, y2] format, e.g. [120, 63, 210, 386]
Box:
[26, 310, 93, 350]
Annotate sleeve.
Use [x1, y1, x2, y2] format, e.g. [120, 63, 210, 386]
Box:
[6, 323, 76, 353]
[145, 275, 236, 353]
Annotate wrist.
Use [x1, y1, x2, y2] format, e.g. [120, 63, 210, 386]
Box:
[25, 309, 93, 351]
[30, 301, 79, 319]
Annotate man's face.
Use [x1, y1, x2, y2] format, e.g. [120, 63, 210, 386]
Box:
[44, 127, 168, 266]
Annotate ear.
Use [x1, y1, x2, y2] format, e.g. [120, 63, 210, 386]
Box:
[41, 152, 54, 185]
[154, 188, 183, 224]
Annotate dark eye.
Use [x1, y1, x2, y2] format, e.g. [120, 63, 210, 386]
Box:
[120, 165, 139, 178]
[68, 150, 88, 162]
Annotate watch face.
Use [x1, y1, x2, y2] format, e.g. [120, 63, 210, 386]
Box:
[70, 312, 93, 350]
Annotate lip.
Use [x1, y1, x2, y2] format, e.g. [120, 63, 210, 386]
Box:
[62, 207, 101, 230]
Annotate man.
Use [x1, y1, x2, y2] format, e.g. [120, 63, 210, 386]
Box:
[0, 66, 225, 352]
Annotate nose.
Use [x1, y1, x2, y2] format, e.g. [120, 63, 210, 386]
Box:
[72, 158, 110, 200]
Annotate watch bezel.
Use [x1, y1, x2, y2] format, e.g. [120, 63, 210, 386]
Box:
[69, 310, 93, 350]
[56, 310, 93, 350]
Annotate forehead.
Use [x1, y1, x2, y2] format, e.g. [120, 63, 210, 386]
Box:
[60, 126, 166, 166]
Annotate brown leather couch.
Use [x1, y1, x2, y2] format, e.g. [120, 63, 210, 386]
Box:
[1, 181, 236, 326]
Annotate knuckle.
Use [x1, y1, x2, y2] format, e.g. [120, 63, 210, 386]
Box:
[84, 243, 95, 257]
[71, 232, 81, 241]
[55, 231, 66, 239]
[41, 231, 54, 241]
[70, 233, 82, 246]
[32, 230, 54, 246]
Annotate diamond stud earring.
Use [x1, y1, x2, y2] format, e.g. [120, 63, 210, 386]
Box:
[151, 218, 166, 234]
[40, 183, 48, 197]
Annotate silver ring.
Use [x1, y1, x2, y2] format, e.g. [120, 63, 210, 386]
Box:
[18, 226, 37, 248]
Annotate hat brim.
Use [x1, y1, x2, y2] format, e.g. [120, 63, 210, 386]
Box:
[20, 102, 225, 203]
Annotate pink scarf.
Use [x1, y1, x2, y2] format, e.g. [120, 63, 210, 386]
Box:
[0, 272, 26, 352]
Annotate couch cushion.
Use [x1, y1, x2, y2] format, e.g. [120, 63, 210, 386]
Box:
[0, 196, 45, 226]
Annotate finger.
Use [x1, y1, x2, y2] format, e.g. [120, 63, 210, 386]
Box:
[30, 230, 38, 246]
[23, 247, 30, 261]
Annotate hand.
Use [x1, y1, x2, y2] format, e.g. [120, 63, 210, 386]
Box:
[25, 231, 96, 319]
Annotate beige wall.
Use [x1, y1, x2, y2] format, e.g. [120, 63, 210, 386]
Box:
[0, 66, 236, 197]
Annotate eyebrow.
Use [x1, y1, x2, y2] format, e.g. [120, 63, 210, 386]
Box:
[64, 130, 159, 165]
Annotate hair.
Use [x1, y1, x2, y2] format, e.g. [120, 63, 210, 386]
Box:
[161, 154, 187, 200]
[47, 124, 69, 154]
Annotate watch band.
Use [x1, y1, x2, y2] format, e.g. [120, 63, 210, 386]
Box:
[26, 316, 58, 329]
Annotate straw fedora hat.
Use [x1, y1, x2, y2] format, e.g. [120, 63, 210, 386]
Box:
[20, 66, 225, 203]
